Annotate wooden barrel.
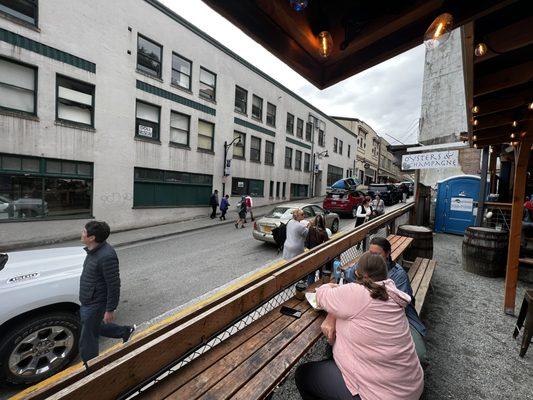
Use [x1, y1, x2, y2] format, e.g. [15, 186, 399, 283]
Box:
[462, 227, 508, 277]
[397, 225, 433, 261]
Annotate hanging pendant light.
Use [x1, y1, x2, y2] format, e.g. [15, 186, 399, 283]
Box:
[424, 13, 454, 49]
[474, 43, 488, 57]
[317, 31, 333, 58]
[290, 0, 308, 12]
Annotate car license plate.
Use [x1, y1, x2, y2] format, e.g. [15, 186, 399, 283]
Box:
[332, 195, 339, 199]
[331, 201, 337, 205]
[263, 226, 272, 233]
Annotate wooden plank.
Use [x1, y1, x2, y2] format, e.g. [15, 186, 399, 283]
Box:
[164, 302, 313, 400]
[45, 278, 278, 400]
[415, 260, 437, 314]
[195, 310, 323, 400]
[410, 258, 429, 294]
[408, 257, 423, 281]
[137, 299, 300, 400]
[391, 237, 414, 261]
[342, 235, 410, 270]
[231, 317, 325, 400]
[504, 132, 533, 314]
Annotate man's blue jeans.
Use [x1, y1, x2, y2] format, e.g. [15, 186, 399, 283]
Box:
[79, 303, 129, 362]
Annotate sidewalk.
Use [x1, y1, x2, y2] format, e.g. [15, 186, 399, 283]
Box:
[3, 197, 324, 252]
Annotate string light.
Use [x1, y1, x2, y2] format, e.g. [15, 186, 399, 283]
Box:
[512, 121, 517, 127]
[473, 135, 477, 140]
[317, 31, 333, 58]
[471, 106, 479, 114]
[510, 133, 516, 139]
[529, 102, 533, 110]
[424, 13, 453, 49]
[473, 119, 479, 126]
[474, 43, 488, 57]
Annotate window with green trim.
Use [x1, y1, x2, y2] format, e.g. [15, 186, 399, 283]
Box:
[266, 102, 276, 127]
[284, 147, 292, 169]
[250, 136, 261, 162]
[286, 113, 294, 134]
[170, 111, 190, 146]
[252, 95, 263, 121]
[172, 53, 191, 90]
[304, 153, 310, 172]
[233, 131, 245, 159]
[291, 184, 308, 199]
[295, 150, 302, 170]
[305, 122, 312, 141]
[234, 86, 247, 114]
[0, 56, 36, 115]
[0, 0, 38, 26]
[136, 100, 160, 141]
[198, 120, 214, 151]
[56, 74, 95, 127]
[327, 164, 344, 186]
[199, 67, 216, 101]
[231, 177, 264, 197]
[265, 141, 275, 165]
[137, 34, 162, 78]
[296, 118, 304, 138]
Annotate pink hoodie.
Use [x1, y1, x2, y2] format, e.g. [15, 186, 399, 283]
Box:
[316, 279, 424, 400]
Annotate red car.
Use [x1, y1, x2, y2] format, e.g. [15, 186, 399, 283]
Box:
[323, 189, 366, 218]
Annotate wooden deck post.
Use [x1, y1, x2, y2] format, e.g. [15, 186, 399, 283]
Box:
[504, 134, 532, 314]
[489, 148, 497, 194]
[476, 146, 490, 226]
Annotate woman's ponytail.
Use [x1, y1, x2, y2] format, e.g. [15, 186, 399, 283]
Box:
[356, 252, 389, 301]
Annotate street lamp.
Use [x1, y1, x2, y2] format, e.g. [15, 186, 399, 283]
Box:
[311, 150, 329, 197]
[222, 136, 242, 196]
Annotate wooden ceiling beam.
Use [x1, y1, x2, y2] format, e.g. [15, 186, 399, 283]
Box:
[473, 84, 532, 117]
[473, 108, 529, 131]
[474, 60, 533, 97]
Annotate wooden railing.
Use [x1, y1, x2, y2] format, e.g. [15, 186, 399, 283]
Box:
[19, 203, 414, 400]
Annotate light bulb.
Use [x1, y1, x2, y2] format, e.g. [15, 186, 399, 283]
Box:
[473, 135, 477, 140]
[289, 0, 308, 12]
[473, 119, 479, 126]
[318, 31, 333, 58]
[474, 43, 488, 57]
[471, 106, 479, 114]
[529, 102, 533, 110]
[473, 143, 478, 148]
[512, 121, 517, 127]
[510, 133, 516, 139]
[424, 13, 453, 49]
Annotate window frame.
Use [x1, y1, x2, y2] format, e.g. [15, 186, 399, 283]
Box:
[0, 55, 38, 116]
[233, 131, 246, 159]
[333, 137, 338, 153]
[0, 0, 38, 27]
[305, 122, 312, 141]
[199, 66, 217, 101]
[265, 140, 275, 165]
[171, 52, 192, 91]
[137, 34, 163, 79]
[282, 182, 286, 198]
[197, 119, 215, 152]
[296, 118, 304, 138]
[234, 85, 248, 114]
[55, 74, 95, 128]
[169, 110, 191, 147]
[250, 136, 261, 163]
[266, 102, 276, 127]
[286, 113, 294, 134]
[295, 150, 302, 171]
[339, 140, 343, 155]
[284, 147, 293, 169]
[135, 99, 161, 142]
[251, 94, 263, 121]
[304, 153, 310, 172]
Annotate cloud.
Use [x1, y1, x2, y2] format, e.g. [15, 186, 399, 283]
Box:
[161, 0, 424, 144]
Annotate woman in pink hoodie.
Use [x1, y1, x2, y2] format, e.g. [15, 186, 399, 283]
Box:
[295, 252, 423, 400]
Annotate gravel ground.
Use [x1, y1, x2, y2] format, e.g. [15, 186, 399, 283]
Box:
[273, 233, 533, 400]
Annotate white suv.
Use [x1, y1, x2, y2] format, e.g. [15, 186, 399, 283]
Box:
[0, 247, 85, 386]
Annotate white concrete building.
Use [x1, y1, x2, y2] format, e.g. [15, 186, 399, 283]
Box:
[0, 0, 358, 243]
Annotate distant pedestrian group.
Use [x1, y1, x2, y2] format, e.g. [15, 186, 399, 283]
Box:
[208, 190, 254, 227]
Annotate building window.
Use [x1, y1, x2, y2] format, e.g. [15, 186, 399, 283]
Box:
[137, 34, 162, 78]
[339, 140, 343, 155]
[333, 138, 338, 153]
[0, 57, 36, 115]
[348, 145, 351, 158]
[284, 147, 293, 169]
[231, 177, 264, 197]
[0, 153, 93, 220]
[276, 182, 280, 198]
[265, 140, 275, 165]
[305, 122, 312, 141]
[56, 75, 94, 127]
[170, 111, 190, 146]
[296, 118, 304, 138]
[250, 136, 261, 163]
[233, 131, 245, 159]
[269, 180, 274, 197]
[327, 164, 344, 186]
[282, 182, 286, 198]
[318, 122, 325, 147]
[286, 113, 294, 134]
[234, 85, 247, 114]
[291, 184, 308, 199]
[0, 0, 38, 25]
[295, 150, 302, 170]
[198, 120, 214, 151]
[266, 102, 276, 127]
[304, 153, 310, 172]
[134, 167, 212, 207]
[252, 95, 263, 120]
[135, 100, 160, 141]
[199, 67, 216, 101]
[171, 53, 192, 90]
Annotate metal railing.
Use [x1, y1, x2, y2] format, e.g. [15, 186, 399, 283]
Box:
[482, 202, 512, 231]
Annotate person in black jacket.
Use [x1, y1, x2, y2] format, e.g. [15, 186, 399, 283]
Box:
[209, 190, 219, 219]
[79, 221, 135, 366]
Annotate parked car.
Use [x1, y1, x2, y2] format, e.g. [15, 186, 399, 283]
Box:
[399, 181, 415, 196]
[253, 203, 340, 244]
[366, 184, 402, 206]
[0, 247, 85, 386]
[323, 189, 366, 218]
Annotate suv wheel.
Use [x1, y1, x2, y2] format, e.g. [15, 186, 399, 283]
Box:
[0, 312, 80, 386]
[331, 219, 340, 233]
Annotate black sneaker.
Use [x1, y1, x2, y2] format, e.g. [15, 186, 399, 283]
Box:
[123, 325, 136, 343]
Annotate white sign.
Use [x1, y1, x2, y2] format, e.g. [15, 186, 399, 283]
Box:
[237, 181, 244, 188]
[224, 159, 231, 176]
[450, 197, 473, 212]
[401, 150, 459, 170]
[138, 125, 153, 138]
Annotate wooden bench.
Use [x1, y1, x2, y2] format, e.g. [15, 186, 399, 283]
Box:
[136, 236, 435, 400]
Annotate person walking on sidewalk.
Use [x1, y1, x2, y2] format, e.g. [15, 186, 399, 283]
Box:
[219, 194, 230, 221]
[209, 190, 219, 219]
[79, 221, 135, 367]
[245, 194, 254, 222]
[235, 195, 247, 228]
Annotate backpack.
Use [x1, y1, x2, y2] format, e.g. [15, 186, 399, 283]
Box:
[272, 221, 288, 253]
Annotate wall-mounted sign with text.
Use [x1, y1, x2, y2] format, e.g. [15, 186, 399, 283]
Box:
[401, 150, 459, 170]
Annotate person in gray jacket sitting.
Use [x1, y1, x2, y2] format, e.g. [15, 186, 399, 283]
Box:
[79, 221, 135, 367]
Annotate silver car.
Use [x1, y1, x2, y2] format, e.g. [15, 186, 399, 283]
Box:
[253, 203, 340, 244]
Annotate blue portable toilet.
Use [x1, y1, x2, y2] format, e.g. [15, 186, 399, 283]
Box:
[435, 175, 484, 235]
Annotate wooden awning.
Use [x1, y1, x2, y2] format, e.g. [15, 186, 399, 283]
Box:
[202, 0, 518, 89]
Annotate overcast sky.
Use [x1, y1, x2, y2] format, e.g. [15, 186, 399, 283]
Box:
[162, 0, 425, 145]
